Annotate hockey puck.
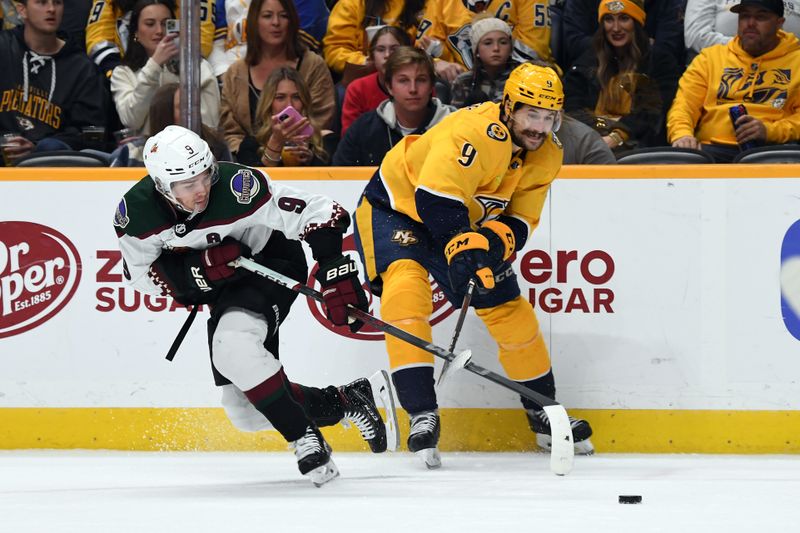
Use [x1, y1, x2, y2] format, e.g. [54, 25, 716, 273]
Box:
[618, 495, 642, 504]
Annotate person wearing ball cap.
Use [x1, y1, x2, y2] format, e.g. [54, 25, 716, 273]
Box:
[668, 0, 800, 162]
[352, 62, 595, 469]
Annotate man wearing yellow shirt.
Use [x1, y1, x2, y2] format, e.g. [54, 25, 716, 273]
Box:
[668, 0, 800, 162]
[353, 63, 594, 468]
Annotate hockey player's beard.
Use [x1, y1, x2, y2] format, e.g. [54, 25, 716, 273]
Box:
[509, 122, 547, 152]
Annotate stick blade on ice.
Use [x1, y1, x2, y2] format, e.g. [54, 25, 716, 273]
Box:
[543, 405, 574, 476]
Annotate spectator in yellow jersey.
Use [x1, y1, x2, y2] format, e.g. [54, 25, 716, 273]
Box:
[668, 0, 800, 162]
[563, 0, 679, 153]
[86, 0, 215, 78]
[352, 63, 594, 469]
[322, 0, 424, 75]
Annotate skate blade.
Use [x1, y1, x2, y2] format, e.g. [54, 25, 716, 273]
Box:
[536, 434, 595, 456]
[415, 448, 442, 469]
[307, 460, 340, 487]
[369, 370, 400, 452]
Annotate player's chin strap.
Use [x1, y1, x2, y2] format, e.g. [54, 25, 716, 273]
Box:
[230, 256, 575, 476]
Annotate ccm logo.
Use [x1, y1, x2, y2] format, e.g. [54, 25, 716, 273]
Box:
[190, 266, 212, 292]
[326, 262, 356, 281]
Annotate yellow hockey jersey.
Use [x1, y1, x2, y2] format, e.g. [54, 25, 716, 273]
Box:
[323, 0, 418, 73]
[86, 0, 215, 75]
[378, 101, 562, 240]
[509, 0, 554, 64]
[417, 0, 512, 69]
[667, 30, 800, 145]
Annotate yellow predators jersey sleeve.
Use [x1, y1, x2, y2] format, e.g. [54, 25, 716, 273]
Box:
[379, 101, 562, 237]
[417, 0, 512, 68]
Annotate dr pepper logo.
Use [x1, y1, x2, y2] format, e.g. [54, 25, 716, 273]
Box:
[0, 221, 82, 338]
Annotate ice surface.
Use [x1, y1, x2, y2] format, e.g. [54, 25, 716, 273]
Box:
[1, 451, 798, 532]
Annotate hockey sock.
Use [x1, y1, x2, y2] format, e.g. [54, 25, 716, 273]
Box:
[518, 370, 556, 411]
[244, 369, 310, 442]
[292, 385, 345, 427]
[392, 366, 438, 414]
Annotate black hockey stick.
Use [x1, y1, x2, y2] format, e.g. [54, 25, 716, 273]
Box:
[436, 278, 475, 386]
[232, 256, 575, 475]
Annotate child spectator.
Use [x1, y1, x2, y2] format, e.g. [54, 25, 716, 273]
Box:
[449, 15, 514, 108]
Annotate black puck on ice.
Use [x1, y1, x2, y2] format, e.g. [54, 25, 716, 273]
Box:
[618, 495, 642, 504]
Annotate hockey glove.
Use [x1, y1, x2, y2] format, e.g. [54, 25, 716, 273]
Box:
[444, 232, 495, 294]
[314, 255, 369, 332]
[198, 237, 247, 281]
[478, 220, 516, 266]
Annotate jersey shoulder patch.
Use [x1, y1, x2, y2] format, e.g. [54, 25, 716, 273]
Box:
[487, 122, 508, 142]
[228, 167, 262, 204]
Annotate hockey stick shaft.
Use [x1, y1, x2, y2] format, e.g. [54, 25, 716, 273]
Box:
[232, 257, 558, 409]
[437, 279, 475, 384]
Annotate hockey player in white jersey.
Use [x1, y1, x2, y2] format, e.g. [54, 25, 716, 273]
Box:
[113, 125, 395, 486]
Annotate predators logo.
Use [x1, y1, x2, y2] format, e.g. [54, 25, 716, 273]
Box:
[486, 123, 508, 141]
[474, 195, 508, 225]
[391, 229, 419, 246]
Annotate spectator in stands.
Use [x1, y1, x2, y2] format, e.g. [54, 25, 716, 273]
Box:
[208, 0, 331, 77]
[110, 0, 220, 137]
[220, 0, 335, 160]
[508, 0, 559, 67]
[562, 0, 686, 69]
[450, 15, 514, 108]
[114, 83, 231, 166]
[333, 47, 453, 165]
[60, 0, 91, 50]
[684, 0, 800, 61]
[416, 0, 512, 83]
[86, 0, 215, 78]
[668, 0, 800, 162]
[558, 114, 617, 164]
[341, 25, 410, 134]
[1, 0, 22, 29]
[562, 0, 679, 153]
[0, 0, 109, 165]
[246, 66, 335, 166]
[322, 0, 424, 76]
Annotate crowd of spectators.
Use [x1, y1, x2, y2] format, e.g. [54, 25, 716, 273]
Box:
[1, 0, 799, 167]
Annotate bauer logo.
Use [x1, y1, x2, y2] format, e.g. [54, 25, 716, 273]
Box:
[0, 221, 82, 339]
[779, 219, 800, 340]
[306, 234, 455, 340]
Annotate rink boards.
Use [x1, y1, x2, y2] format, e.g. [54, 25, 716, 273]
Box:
[1, 165, 800, 453]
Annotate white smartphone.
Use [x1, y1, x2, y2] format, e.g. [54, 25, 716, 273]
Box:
[166, 18, 179, 47]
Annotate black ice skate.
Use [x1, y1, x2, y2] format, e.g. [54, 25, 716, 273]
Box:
[290, 425, 339, 487]
[526, 408, 595, 455]
[339, 377, 388, 453]
[408, 410, 441, 469]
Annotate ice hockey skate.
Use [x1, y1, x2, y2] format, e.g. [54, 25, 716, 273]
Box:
[291, 425, 339, 487]
[526, 408, 595, 455]
[408, 410, 441, 469]
[339, 377, 388, 453]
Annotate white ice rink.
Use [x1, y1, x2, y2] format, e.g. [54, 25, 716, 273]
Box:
[2, 451, 798, 533]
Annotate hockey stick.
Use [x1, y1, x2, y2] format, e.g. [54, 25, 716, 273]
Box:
[232, 256, 575, 476]
[436, 279, 475, 386]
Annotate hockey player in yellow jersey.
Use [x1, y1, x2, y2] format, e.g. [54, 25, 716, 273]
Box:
[353, 62, 594, 468]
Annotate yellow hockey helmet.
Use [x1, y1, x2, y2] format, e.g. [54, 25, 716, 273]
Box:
[503, 63, 564, 111]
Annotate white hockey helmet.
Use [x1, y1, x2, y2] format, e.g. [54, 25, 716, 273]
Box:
[143, 125, 218, 211]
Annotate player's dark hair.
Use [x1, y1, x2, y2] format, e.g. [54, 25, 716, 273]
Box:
[122, 0, 177, 71]
[245, 0, 306, 65]
[363, 0, 425, 31]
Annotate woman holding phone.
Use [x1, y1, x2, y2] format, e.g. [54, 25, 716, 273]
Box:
[110, 0, 220, 136]
[250, 67, 333, 167]
[220, 0, 335, 162]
